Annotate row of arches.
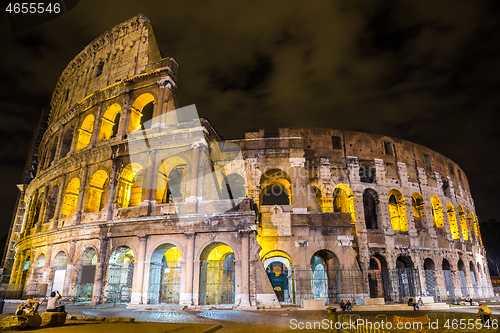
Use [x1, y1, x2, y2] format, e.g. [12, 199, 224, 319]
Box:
[40, 93, 155, 171]
[22, 159, 247, 233]
[19, 242, 236, 306]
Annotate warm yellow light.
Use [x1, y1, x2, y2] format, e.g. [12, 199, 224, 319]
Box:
[430, 196, 444, 228]
[86, 170, 108, 212]
[447, 202, 460, 240]
[129, 93, 154, 133]
[388, 189, 407, 231]
[76, 114, 95, 151]
[333, 184, 356, 222]
[117, 163, 144, 208]
[457, 205, 469, 241]
[61, 177, 80, 217]
[99, 103, 121, 141]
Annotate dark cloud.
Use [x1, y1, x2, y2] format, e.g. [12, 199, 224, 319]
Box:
[0, 0, 499, 235]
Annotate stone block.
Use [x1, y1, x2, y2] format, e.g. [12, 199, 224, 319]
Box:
[363, 298, 385, 305]
[104, 317, 135, 323]
[41, 312, 67, 326]
[302, 299, 326, 310]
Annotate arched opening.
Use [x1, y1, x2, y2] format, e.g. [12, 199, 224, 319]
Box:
[129, 93, 155, 132]
[368, 255, 387, 299]
[24, 191, 41, 234]
[61, 178, 80, 217]
[469, 261, 479, 298]
[430, 196, 444, 228]
[363, 189, 379, 229]
[471, 212, 482, 245]
[117, 163, 144, 208]
[396, 256, 417, 299]
[85, 170, 109, 212]
[333, 184, 356, 222]
[224, 173, 246, 200]
[43, 186, 58, 224]
[411, 193, 425, 228]
[199, 243, 235, 305]
[45, 137, 58, 167]
[388, 190, 407, 231]
[260, 169, 292, 206]
[30, 253, 46, 297]
[156, 157, 188, 204]
[310, 250, 339, 304]
[457, 260, 468, 298]
[458, 205, 469, 241]
[76, 114, 95, 151]
[52, 251, 67, 295]
[106, 246, 134, 303]
[148, 244, 182, 304]
[76, 248, 97, 302]
[423, 258, 437, 300]
[99, 103, 121, 141]
[59, 126, 74, 158]
[477, 263, 486, 297]
[19, 255, 31, 287]
[263, 252, 295, 304]
[442, 259, 455, 300]
[446, 203, 460, 240]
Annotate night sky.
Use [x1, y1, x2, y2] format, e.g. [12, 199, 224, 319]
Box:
[1, 0, 499, 236]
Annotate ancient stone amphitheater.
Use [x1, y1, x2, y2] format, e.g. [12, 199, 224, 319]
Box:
[3, 15, 492, 309]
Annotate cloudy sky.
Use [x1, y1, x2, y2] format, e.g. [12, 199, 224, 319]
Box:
[0, 0, 499, 235]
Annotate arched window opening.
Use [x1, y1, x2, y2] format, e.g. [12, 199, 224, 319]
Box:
[59, 127, 74, 158]
[129, 93, 155, 133]
[19, 255, 31, 288]
[333, 184, 356, 222]
[117, 164, 144, 208]
[446, 202, 460, 240]
[363, 189, 379, 229]
[388, 190, 407, 231]
[263, 254, 295, 304]
[156, 157, 188, 204]
[471, 211, 482, 245]
[396, 256, 416, 299]
[43, 186, 59, 223]
[76, 248, 97, 302]
[148, 244, 182, 304]
[457, 205, 469, 241]
[469, 262, 479, 298]
[61, 178, 80, 217]
[368, 255, 387, 299]
[99, 103, 121, 141]
[423, 258, 436, 299]
[442, 259, 455, 300]
[106, 246, 134, 303]
[442, 179, 452, 197]
[430, 196, 444, 228]
[411, 193, 425, 228]
[260, 169, 292, 206]
[199, 243, 235, 305]
[46, 137, 59, 168]
[76, 114, 95, 151]
[311, 250, 340, 304]
[457, 260, 468, 298]
[86, 170, 109, 212]
[52, 251, 67, 294]
[466, 209, 475, 242]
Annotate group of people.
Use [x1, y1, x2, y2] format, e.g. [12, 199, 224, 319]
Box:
[340, 300, 352, 312]
[15, 291, 66, 316]
[407, 297, 424, 310]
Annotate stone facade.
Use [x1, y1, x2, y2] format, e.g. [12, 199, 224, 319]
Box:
[3, 15, 492, 308]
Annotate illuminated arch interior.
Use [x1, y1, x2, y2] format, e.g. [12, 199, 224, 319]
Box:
[333, 184, 356, 222]
[99, 103, 121, 141]
[388, 189, 407, 231]
[156, 157, 188, 204]
[446, 202, 460, 240]
[458, 205, 469, 241]
[61, 177, 80, 217]
[411, 192, 425, 219]
[76, 114, 95, 151]
[430, 196, 444, 228]
[260, 169, 292, 206]
[149, 244, 182, 304]
[199, 243, 235, 305]
[129, 93, 154, 132]
[86, 170, 109, 212]
[117, 163, 144, 208]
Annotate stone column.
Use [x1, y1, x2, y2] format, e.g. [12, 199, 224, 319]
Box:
[188, 143, 201, 203]
[106, 158, 119, 221]
[62, 242, 76, 296]
[75, 166, 89, 225]
[131, 235, 148, 304]
[90, 103, 103, 147]
[180, 232, 196, 306]
[44, 245, 54, 297]
[14, 251, 26, 285]
[118, 91, 131, 139]
[238, 230, 251, 307]
[35, 186, 49, 233]
[92, 237, 108, 304]
[52, 174, 67, 229]
[141, 150, 157, 214]
[25, 248, 37, 294]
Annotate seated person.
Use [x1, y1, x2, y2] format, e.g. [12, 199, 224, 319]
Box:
[15, 299, 42, 315]
[478, 303, 492, 324]
[465, 295, 473, 306]
[340, 300, 346, 311]
[46, 291, 65, 312]
[345, 300, 352, 312]
[413, 298, 424, 310]
[408, 298, 414, 306]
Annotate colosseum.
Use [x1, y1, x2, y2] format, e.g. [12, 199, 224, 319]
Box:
[2, 15, 492, 309]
